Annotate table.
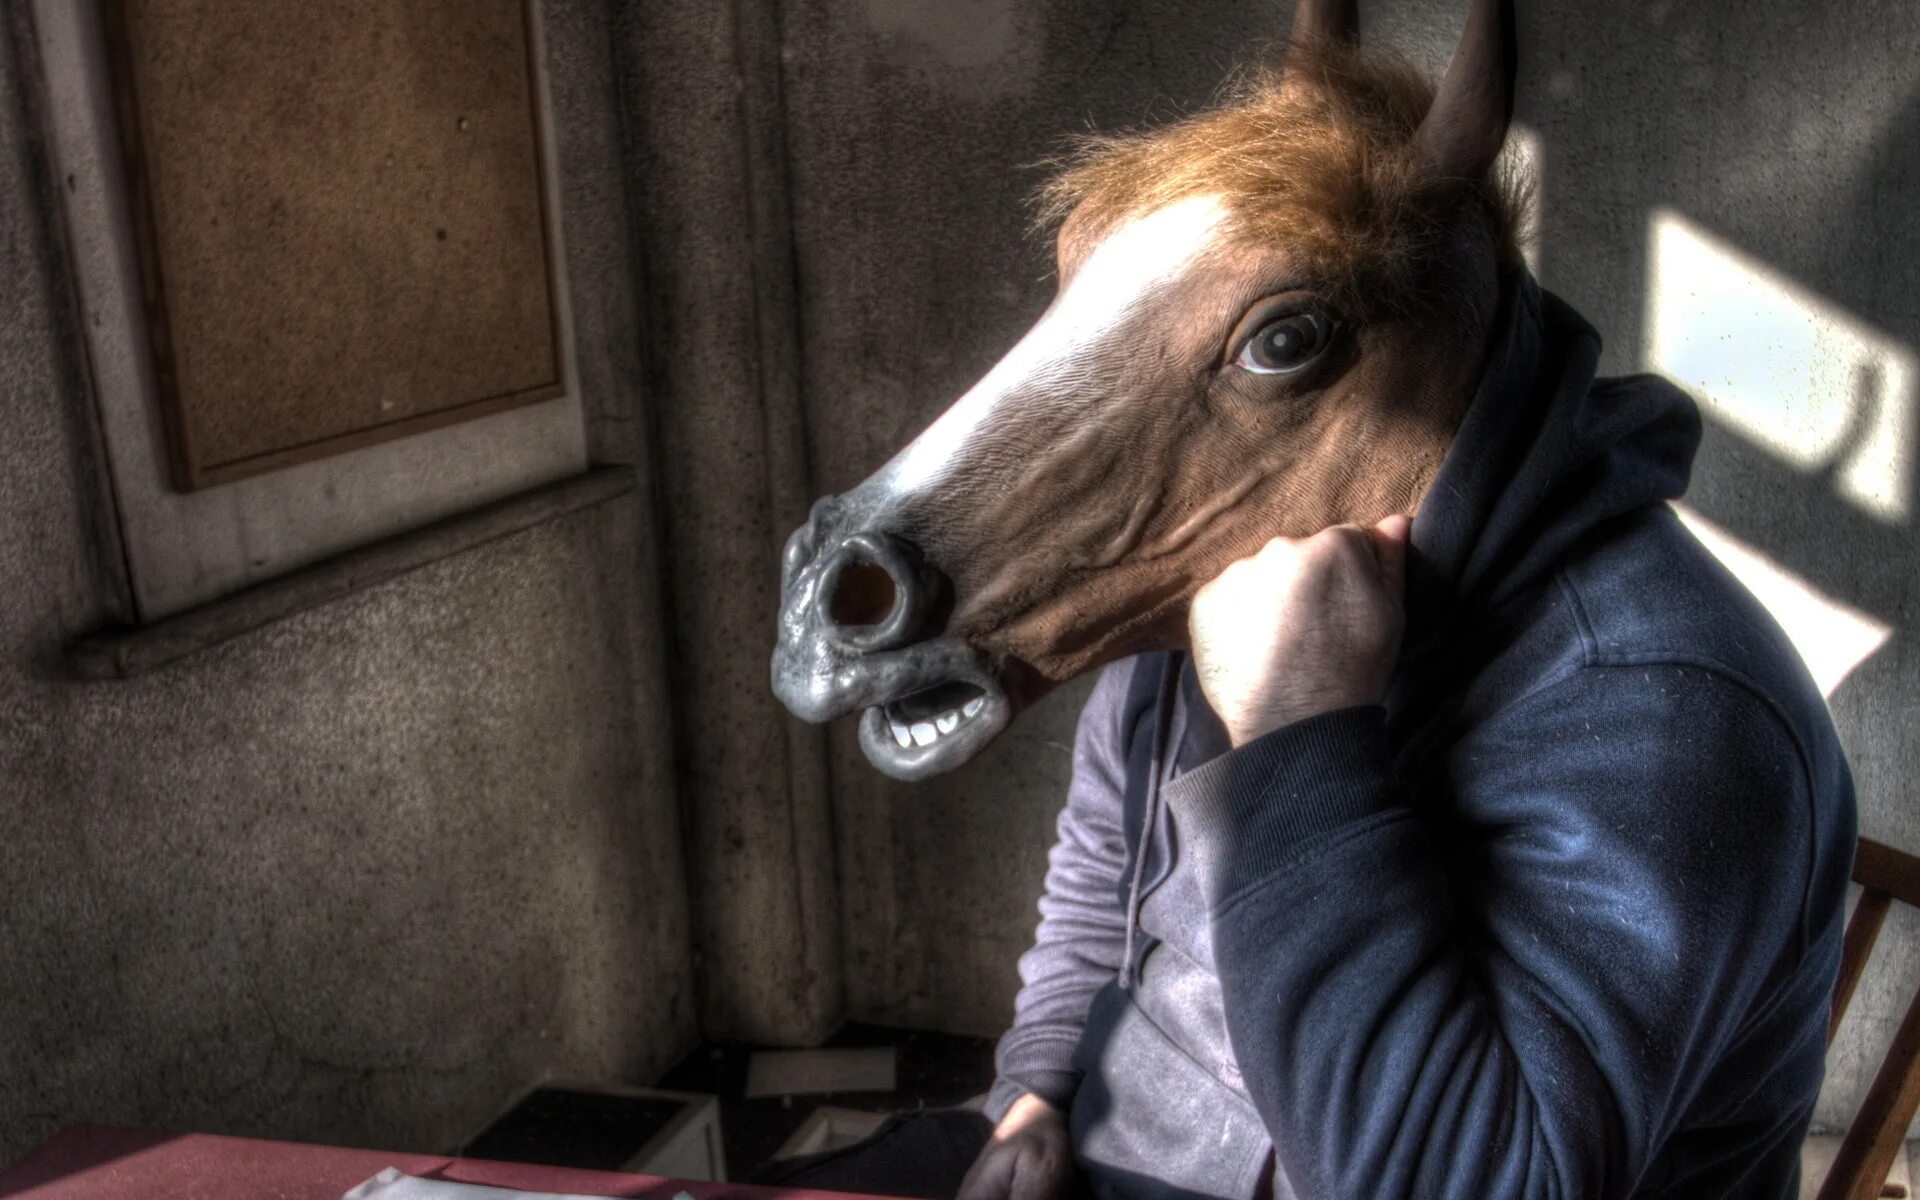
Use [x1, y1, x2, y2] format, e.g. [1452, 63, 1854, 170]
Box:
[0, 1125, 872, 1200]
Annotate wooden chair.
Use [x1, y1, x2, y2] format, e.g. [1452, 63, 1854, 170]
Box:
[1818, 837, 1920, 1200]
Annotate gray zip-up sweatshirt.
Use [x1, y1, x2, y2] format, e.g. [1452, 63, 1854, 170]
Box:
[985, 273, 1857, 1200]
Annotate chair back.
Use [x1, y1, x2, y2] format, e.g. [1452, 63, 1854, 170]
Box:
[1818, 837, 1920, 1200]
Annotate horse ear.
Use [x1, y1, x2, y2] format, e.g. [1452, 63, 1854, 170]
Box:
[1287, 0, 1360, 50]
[1413, 0, 1516, 185]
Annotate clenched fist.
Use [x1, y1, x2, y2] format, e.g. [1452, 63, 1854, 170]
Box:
[1189, 515, 1410, 747]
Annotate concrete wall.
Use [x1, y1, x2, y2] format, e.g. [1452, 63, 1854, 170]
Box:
[610, 2, 843, 1048]
[0, 0, 694, 1170]
[757, 0, 1920, 1132]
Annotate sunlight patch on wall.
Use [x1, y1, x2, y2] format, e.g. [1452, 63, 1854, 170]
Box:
[1645, 207, 1915, 524]
[1673, 503, 1892, 698]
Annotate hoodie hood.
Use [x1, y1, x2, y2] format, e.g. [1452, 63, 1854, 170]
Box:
[1406, 269, 1703, 646]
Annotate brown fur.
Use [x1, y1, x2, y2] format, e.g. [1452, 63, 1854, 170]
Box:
[1040, 40, 1529, 323]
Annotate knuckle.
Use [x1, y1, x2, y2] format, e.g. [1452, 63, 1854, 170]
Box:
[1327, 524, 1368, 551]
[1327, 528, 1374, 566]
[1257, 536, 1297, 564]
[1299, 536, 1345, 569]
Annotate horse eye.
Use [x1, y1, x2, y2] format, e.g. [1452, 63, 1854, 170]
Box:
[1234, 310, 1333, 375]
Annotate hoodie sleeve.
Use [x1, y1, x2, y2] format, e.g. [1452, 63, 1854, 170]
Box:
[1163, 662, 1815, 1199]
[985, 659, 1142, 1122]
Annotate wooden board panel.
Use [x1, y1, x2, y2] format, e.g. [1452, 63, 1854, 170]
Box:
[107, 0, 563, 490]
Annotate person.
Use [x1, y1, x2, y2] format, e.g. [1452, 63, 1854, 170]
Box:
[762, 270, 1857, 1200]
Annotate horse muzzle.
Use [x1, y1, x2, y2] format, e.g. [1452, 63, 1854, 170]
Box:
[770, 498, 1012, 781]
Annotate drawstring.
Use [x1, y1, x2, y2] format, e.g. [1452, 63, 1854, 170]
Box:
[1120, 655, 1184, 988]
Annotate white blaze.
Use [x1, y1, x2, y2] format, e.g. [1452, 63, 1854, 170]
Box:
[877, 194, 1230, 496]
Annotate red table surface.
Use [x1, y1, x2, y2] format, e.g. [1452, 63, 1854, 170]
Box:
[0, 1125, 884, 1200]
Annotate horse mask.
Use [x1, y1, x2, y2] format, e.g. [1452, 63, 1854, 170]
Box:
[773, 0, 1524, 779]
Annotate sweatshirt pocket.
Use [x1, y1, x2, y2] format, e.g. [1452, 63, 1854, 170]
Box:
[1070, 985, 1280, 1200]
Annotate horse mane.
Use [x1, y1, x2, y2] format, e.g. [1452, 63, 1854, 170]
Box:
[1036, 39, 1530, 321]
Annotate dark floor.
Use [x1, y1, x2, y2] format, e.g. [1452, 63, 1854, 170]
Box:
[654, 1022, 998, 1181]
[460, 1022, 999, 1181]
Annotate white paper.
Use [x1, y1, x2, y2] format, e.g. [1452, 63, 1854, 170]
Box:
[340, 1168, 611, 1200]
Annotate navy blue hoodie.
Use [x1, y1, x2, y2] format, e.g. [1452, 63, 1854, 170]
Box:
[984, 272, 1857, 1199]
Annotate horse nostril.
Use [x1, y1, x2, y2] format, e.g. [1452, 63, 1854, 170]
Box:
[828, 560, 899, 629]
[814, 533, 935, 653]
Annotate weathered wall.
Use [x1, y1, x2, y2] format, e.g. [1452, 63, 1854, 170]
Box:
[0, 0, 694, 1171]
[610, 2, 843, 1048]
[761, 0, 1920, 1134]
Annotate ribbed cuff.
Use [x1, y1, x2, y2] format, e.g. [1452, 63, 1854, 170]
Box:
[983, 1069, 1079, 1123]
[1165, 704, 1395, 909]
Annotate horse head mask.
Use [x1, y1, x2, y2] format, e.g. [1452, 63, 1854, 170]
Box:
[773, 0, 1525, 779]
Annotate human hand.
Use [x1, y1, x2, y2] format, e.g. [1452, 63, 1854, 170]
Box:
[1188, 514, 1410, 747]
[956, 1093, 1073, 1200]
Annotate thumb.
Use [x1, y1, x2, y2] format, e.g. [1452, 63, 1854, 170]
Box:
[1369, 513, 1412, 600]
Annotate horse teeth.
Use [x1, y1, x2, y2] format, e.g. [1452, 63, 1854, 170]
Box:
[910, 721, 937, 746]
[890, 716, 912, 748]
[963, 697, 984, 718]
[936, 712, 959, 734]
